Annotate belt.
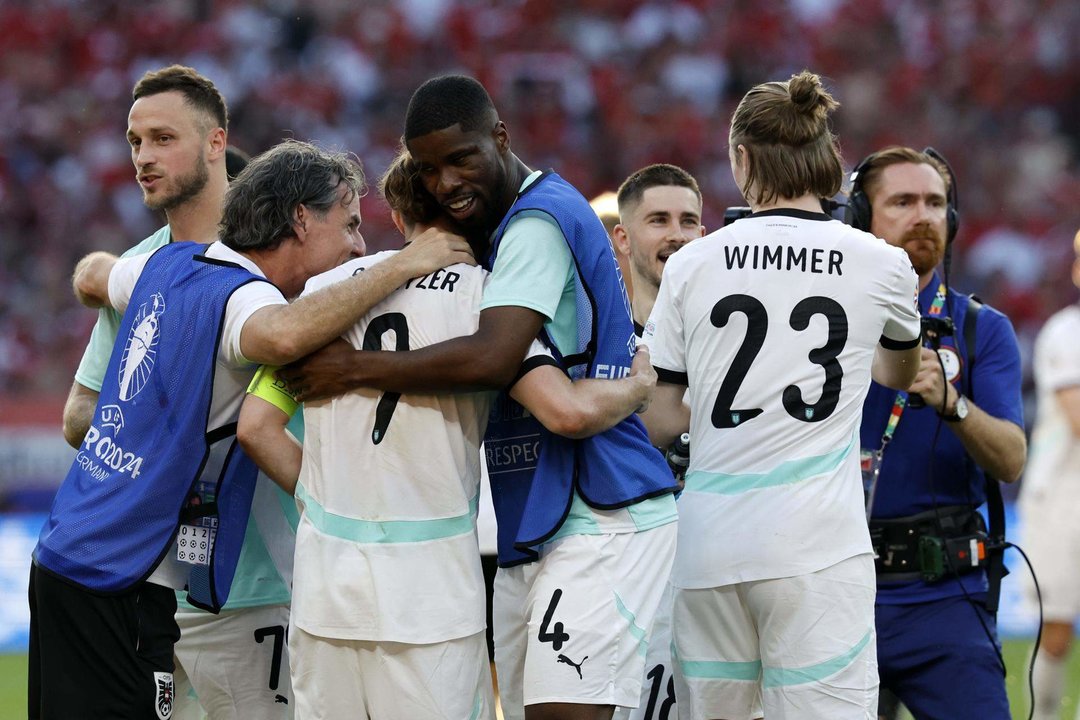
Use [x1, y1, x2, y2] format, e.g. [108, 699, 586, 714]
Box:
[870, 505, 986, 581]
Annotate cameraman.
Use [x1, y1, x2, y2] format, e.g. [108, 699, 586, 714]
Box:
[854, 146, 1026, 719]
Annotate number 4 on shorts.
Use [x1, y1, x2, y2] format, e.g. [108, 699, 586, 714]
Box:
[539, 589, 571, 652]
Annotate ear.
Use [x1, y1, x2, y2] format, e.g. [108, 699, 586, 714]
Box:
[391, 209, 408, 237]
[697, 224, 707, 238]
[612, 223, 631, 257]
[734, 144, 749, 169]
[493, 121, 510, 155]
[292, 204, 308, 240]
[207, 127, 227, 162]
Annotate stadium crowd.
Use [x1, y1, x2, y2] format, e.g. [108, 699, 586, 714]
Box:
[1, 0, 1078, 406]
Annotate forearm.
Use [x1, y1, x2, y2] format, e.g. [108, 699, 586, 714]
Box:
[62, 381, 99, 448]
[951, 406, 1027, 483]
[244, 256, 417, 366]
[640, 383, 691, 448]
[511, 369, 650, 440]
[343, 337, 516, 394]
[280, 305, 545, 401]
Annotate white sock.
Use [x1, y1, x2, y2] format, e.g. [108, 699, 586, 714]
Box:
[1032, 651, 1067, 720]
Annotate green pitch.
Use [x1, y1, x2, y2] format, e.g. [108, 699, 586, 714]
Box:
[3, 640, 1079, 719]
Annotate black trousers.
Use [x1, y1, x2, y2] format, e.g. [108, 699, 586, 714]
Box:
[28, 563, 181, 719]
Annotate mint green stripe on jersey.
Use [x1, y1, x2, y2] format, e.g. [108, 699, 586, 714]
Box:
[628, 493, 678, 530]
[613, 592, 649, 658]
[763, 629, 873, 688]
[687, 433, 856, 496]
[469, 691, 483, 720]
[295, 483, 478, 544]
[679, 657, 762, 681]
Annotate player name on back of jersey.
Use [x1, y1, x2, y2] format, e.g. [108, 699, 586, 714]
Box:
[402, 268, 461, 293]
[350, 262, 463, 294]
[723, 243, 843, 275]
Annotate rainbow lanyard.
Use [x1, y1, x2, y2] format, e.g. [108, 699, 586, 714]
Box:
[878, 280, 948, 451]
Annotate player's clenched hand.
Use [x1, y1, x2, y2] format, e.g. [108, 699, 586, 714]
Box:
[630, 344, 657, 413]
[396, 227, 476, 278]
[278, 338, 359, 402]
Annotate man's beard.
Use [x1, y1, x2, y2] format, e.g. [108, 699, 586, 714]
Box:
[145, 156, 209, 212]
[902, 225, 946, 276]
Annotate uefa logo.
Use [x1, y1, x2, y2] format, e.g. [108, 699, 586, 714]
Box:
[118, 292, 165, 401]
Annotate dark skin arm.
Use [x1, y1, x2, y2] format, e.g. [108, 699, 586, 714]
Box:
[279, 305, 546, 400]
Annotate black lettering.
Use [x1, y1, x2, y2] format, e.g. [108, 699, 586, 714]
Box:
[829, 250, 843, 275]
[440, 271, 460, 293]
[786, 246, 807, 271]
[724, 245, 749, 269]
[762, 245, 782, 270]
[810, 248, 824, 273]
[752, 244, 760, 269]
[414, 273, 430, 289]
[426, 268, 444, 289]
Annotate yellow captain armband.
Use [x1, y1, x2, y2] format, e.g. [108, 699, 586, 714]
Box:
[247, 366, 300, 417]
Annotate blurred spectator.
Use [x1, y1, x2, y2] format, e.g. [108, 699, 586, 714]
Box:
[1, 0, 1078, 398]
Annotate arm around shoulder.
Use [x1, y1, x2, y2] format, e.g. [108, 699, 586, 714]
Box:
[511, 346, 655, 439]
[72, 252, 118, 308]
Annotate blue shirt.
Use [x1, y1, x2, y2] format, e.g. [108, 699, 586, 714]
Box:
[861, 274, 1023, 603]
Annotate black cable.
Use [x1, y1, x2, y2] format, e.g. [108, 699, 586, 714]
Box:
[1002, 540, 1043, 720]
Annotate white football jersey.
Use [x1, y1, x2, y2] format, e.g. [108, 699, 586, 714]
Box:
[1023, 305, 1080, 496]
[292, 252, 502, 644]
[645, 210, 920, 588]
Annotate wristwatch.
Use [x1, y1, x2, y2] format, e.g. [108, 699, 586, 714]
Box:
[940, 394, 969, 423]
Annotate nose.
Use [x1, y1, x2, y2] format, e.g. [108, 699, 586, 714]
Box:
[668, 225, 693, 246]
[352, 232, 366, 258]
[134, 144, 154, 170]
[436, 167, 462, 198]
[915, 199, 940, 224]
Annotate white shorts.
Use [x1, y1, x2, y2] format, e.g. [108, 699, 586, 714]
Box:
[290, 627, 495, 720]
[1020, 489, 1080, 621]
[613, 581, 678, 720]
[174, 604, 293, 720]
[493, 523, 678, 719]
[672, 554, 877, 720]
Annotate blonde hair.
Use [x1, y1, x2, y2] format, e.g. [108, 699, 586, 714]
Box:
[729, 70, 842, 206]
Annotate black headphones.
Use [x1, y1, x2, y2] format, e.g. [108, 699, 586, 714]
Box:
[845, 146, 960, 245]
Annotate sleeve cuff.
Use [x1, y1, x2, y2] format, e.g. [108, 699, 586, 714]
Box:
[510, 355, 565, 388]
[879, 334, 921, 350]
[655, 367, 689, 386]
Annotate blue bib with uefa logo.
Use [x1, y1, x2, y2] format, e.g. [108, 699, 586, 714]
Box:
[35, 242, 266, 611]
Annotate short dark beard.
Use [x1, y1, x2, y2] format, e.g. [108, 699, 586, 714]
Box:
[146, 155, 209, 211]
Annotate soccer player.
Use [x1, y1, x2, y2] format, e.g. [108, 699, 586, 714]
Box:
[57, 65, 295, 720]
[279, 75, 679, 720]
[642, 71, 922, 719]
[1019, 229, 1080, 716]
[1023, 230, 1080, 720]
[610, 163, 705, 720]
[238, 150, 657, 720]
[612, 164, 705, 336]
[854, 147, 1025, 720]
[29, 139, 471, 720]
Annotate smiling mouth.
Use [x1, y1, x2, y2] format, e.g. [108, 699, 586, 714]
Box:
[445, 195, 475, 216]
